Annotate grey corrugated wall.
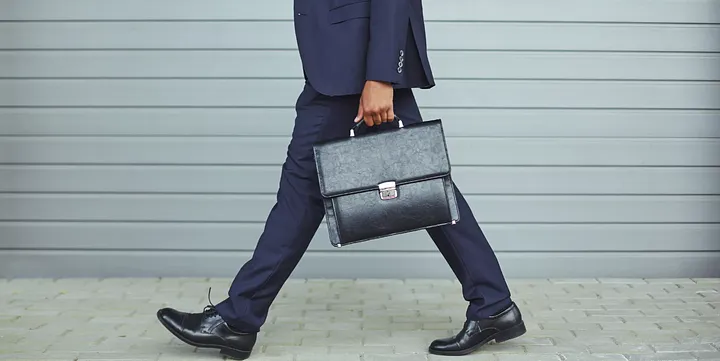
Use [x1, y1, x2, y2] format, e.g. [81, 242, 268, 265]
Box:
[1, 0, 719, 278]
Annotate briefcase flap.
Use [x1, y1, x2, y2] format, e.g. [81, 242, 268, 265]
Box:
[313, 120, 450, 198]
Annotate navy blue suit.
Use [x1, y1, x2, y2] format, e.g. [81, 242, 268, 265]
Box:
[294, 0, 434, 95]
[215, 0, 512, 332]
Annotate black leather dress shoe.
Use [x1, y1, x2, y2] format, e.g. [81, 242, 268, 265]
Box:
[156, 303, 256, 360]
[429, 302, 526, 356]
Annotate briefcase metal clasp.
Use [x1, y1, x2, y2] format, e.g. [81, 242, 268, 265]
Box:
[378, 181, 398, 200]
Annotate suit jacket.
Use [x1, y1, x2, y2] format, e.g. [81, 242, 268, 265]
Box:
[293, 0, 435, 96]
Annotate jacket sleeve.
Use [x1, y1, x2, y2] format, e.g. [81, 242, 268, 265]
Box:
[365, 0, 410, 84]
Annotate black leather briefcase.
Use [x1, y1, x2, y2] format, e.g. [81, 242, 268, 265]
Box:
[312, 118, 460, 248]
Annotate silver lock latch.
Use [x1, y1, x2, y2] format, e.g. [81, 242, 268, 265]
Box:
[378, 181, 397, 200]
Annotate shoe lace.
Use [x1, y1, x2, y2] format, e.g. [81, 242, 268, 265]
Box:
[203, 287, 219, 317]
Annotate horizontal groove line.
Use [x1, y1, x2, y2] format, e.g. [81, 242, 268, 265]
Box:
[1, 165, 718, 169]
[0, 133, 720, 141]
[1, 49, 719, 54]
[1, 164, 718, 168]
[1, 105, 719, 109]
[2, 77, 719, 82]
[2, 49, 720, 55]
[3, 135, 720, 139]
[2, 192, 719, 196]
[1, 19, 719, 25]
[1, 248, 716, 254]
[1, 107, 718, 111]
[0, 220, 717, 225]
[1, 108, 718, 112]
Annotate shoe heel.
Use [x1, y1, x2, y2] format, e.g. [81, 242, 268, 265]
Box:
[494, 322, 526, 343]
[220, 348, 251, 360]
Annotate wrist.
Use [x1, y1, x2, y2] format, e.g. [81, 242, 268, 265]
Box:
[366, 80, 393, 88]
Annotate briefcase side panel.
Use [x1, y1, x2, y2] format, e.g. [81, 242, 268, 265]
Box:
[323, 198, 343, 247]
[333, 177, 453, 244]
[444, 176, 460, 224]
[314, 120, 451, 198]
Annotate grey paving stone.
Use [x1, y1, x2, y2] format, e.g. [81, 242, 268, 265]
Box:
[693, 352, 720, 360]
[300, 334, 363, 346]
[421, 322, 456, 331]
[262, 330, 326, 345]
[604, 304, 659, 311]
[589, 310, 646, 317]
[694, 310, 720, 317]
[625, 353, 699, 360]
[524, 344, 590, 354]
[510, 337, 555, 346]
[616, 335, 679, 345]
[657, 303, 712, 311]
[295, 354, 363, 361]
[589, 344, 656, 354]
[329, 345, 395, 354]
[560, 354, 629, 360]
[263, 345, 330, 356]
[642, 309, 699, 317]
[674, 336, 720, 345]
[572, 316, 627, 324]
[658, 322, 719, 332]
[530, 330, 576, 339]
[653, 344, 719, 353]
[75, 352, 161, 360]
[362, 353, 428, 361]
[622, 316, 680, 324]
[554, 336, 616, 346]
[599, 279, 650, 285]
[428, 354, 497, 361]
[642, 330, 702, 339]
[363, 321, 423, 331]
[479, 342, 526, 354]
[496, 354, 562, 361]
[0, 353, 82, 361]
[601, 322, 662, 331]
[645, 279, 698, 285]
[549, 279, 601, 284]
[531, 310, 586, 319]
[263, 322, 303, 332]
[539, 322, 602, 331]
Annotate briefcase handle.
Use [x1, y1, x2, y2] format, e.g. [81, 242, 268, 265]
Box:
[350, 116, 404, 137]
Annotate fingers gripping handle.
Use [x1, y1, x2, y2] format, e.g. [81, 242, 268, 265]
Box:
[350, 116, 404, 137]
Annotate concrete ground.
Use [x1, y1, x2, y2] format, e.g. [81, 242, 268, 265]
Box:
[0, 278, 718, 361]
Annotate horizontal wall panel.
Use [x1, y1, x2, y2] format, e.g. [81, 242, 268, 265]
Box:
[0, 194, 718, 223]
[1, 223, 718, 252]
[2, 22, 718, 52]
[0, 50, 304, 79]
[424, 0, 720, 23]
[2, 108, 719, 138]
[2, 166, 720, 195]
[1, 250, 718, 278]
[428, 23, 720, 52]
[3, 0, 719, 23]
[2, 137, 718, 166]
[2, 79, 718, 109]
[3, 51, 719, 81]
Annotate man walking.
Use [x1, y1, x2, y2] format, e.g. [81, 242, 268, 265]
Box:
[156, 0, 525, 359]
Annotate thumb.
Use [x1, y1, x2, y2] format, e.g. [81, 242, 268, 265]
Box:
[354, 98, 364, 123]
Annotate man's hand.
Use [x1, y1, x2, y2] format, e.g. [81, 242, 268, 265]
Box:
[355, 80, 394, 127]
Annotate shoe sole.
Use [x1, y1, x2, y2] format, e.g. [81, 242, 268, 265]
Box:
[156, 311, 252, 360]
[428, 321, 527, 356]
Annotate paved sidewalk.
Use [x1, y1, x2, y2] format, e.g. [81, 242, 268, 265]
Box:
[0, 278, 719, 361]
